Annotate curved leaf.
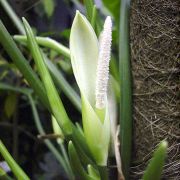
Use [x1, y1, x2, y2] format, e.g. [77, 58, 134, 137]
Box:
[22, 18, 72, 135]
[143, 140, 168, 180]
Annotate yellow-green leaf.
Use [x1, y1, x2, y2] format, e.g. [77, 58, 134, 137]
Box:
[52, 116, 64, 144]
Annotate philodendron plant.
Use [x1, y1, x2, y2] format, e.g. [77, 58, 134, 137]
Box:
[0, 4, 168, 180]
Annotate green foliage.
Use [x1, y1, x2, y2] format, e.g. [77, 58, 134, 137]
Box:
[0, 0, 25, 34]
[21, 15, 100, 177]
[84, 0, 94, 21]
[0, 141, 30, 180]
[119, 0, 132, 178]
[14, 35, 70, 59]
[143, 140, 168, 180]
[90, 5, 97, 29]
[102, 0, 120, 23]
[22, 17, 72, 135]
[1, 3, 89, 167]
[14, 35, 81, 111]
[28, 95, 74, 179]
[87, 165, 100, 180]
[52, 116, 64, 144]
[0, 82, 74, 179]
[0, 20, 50, 110]
[68, 141, 91, 180]
[83, 0, 102, 35]
[42, 0, 56, 18]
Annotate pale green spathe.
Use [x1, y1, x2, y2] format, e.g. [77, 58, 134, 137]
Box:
[82, 94, 110, 165]
[70, 11, 98, 106]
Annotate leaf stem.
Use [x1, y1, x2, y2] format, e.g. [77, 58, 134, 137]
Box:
[14, 35, 70, 59]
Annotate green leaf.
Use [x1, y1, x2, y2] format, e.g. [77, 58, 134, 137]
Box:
[102, 0, 120, 23]
[0, 168, 6, 177]
[0, 84, 73, 179]
[0, 3, 95, 170]
[0, 0, 25, 34]
[0, 20, 50, 110]
[68, 141, 93, 180]
[28, 95, 74, 180]
[1, 5, 92, 166]
[70, 11, 99, 106]
[58, 60, 71, 73]
[0, 141, 30, 180]
[68, 127, 96, 167]
[84, 0, 94, 21]
[0, 82, 32, 95]
[119, 0, 132, 178]
[90, 5, 97, 29]
[52, 116, 64, 144]
[75, 122, 84, 137]
[143, 140, 168, 180]
[22, 18, 72, 135]
[87, 164, 100, 180]
[4, 93, 17, 118]
[14, 35, 81, 111]
[102, 0, 120, 46]
[42, 0, 55, 18]
[44, 58, 81, 112]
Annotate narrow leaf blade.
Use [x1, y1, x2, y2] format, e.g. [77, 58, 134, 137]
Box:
[22, 18, 72, 135]
[0, 141, 30, 180]
[119, 0, 132, 178]
[143, 140, 168, 180]
[68, 141, 93, 180]
[0, 20, 50, 110]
